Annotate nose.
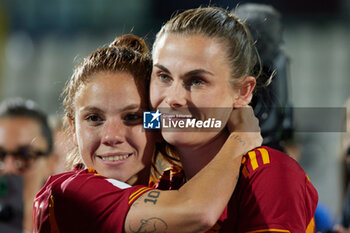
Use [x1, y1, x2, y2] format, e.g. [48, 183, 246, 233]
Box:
[101, 118, 127, 146]
[165, 81, 187, 108]
[1, 155, 21, 174]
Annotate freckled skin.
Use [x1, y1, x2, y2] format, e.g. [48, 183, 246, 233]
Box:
[72, 72, 155, 185]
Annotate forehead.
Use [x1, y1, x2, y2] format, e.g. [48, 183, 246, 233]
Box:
[154, 33, 224, 59]
[75, 72, 144, 110]
[0, 117, 47, 150]
[153, 33, 230, 73]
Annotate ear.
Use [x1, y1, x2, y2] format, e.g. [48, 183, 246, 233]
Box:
[68, 117, 78, 147]
[233, 76, 256, 108]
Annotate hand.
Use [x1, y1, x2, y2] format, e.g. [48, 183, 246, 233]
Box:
[227, 106, 262, 151]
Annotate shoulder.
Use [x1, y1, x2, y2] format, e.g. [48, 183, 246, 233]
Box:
[35, 170, 79, 196]
[241, 146, 304, 179]
[35, 169, 96, 203]
[34, 169, 152, 232]
[235, 147, 318, 230]
[240, 146, 318, 200]
[240, 146, 318, 209]
[42, 169, 104, 192]
[38, 168, 149, 200]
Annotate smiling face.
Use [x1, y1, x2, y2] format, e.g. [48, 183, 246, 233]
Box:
[150, 33, 238, 148]
[71, 72, 154, 184]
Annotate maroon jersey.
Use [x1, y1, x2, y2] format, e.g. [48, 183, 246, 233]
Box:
[33, 168, 152, 233]
[153, 146, 318, 233]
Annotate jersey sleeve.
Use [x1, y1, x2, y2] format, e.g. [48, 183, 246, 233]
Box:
[33, 170, 153, 233]
[236, 147, 318, 233]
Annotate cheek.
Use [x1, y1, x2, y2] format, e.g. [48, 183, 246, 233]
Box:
[129, 128, 154, 165]
[149, 81, 163, 108]
[191, 88, 235, 108]
[213, 86, 236, 106]
[76, 125, 97, 159]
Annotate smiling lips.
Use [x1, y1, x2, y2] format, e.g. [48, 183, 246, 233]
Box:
[98, 153, 132, 162]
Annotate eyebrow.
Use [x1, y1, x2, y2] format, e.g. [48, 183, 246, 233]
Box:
[121, 104, 142, 111]
[154, 64, 171, 74]
[80, 106, 103, 114]
[80, 104, 142, 113]
[154, 64, 214, 76]
[186, 69, 214, 76]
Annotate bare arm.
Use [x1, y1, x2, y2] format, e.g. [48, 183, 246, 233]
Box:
[125, 107, 261, 233]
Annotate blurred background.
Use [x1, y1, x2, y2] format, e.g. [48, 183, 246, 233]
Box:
[0, 0, 349, 224]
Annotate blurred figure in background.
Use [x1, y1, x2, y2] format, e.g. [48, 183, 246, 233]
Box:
[234, 3, 293, 151]
[0, 98, 55, 233]
[334, 98, 350, 233]
[285, 138, 335, 232]
[49, 114, 74, 174]
[235, 4, 334, 232]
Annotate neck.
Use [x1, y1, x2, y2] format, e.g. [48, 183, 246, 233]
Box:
[127, 166, 151, 186]
[177, 130, 229, 179]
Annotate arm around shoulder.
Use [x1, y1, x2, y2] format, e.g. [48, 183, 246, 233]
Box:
[125, 132, 262, 233]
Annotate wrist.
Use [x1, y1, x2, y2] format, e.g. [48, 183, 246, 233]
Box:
[228, 132, 247, 148]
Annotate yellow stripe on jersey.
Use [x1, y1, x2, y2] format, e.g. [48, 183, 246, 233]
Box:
[306, 217, 315, 233]
[242, 166, 250, 178]
[248, 151, 258, 170]
[246, 229, 290, 233]
[306, 174, 311, 182]
[128, 187, 152, 205]
[129, 187, 149, 200]
[241, 156, 247, 164]
[258, 148, 270, 165]
[87, 168, 96, 173]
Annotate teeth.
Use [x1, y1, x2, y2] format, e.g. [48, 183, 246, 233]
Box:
[100, 154, 131, 162]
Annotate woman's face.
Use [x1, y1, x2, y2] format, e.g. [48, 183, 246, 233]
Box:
[150, 33, 238, 148]
[72, 72, 154, 184]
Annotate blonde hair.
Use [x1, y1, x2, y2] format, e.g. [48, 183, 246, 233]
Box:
[153, 6, 262, 88]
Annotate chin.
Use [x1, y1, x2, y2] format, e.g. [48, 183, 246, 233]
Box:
[162, 131, 187, 145]
[162, 131, 200, 148]
[162, 131, 222, 148]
